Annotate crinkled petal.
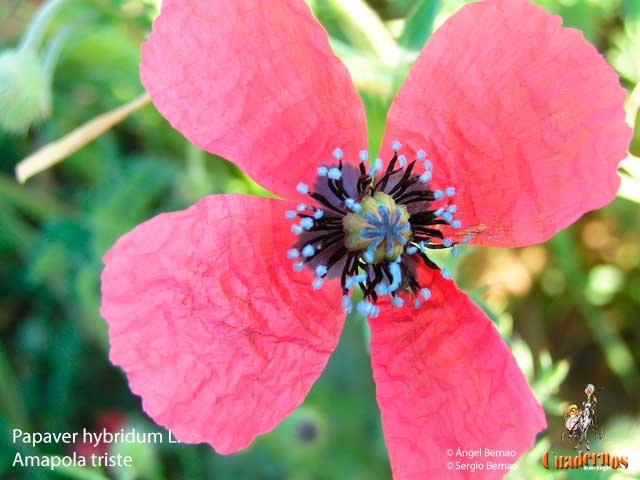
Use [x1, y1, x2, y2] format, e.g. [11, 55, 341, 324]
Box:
[141, 0, 367, 199]
[382, 0, 631, 247]
[369, 270, 546, 479]
[100, 195, 344, 453]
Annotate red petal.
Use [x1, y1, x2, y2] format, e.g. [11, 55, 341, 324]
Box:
[369, 273, 546, 479]
[141, 0, 367, 198]
[383, 0, 631, 247]
[100, 195, 344, 453]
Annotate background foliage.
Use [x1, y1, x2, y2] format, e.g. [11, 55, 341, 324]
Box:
[1, 0, 639, 479]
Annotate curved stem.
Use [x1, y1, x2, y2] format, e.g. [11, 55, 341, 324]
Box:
[19, 0, 71, 52]
[15, 93, 151, 183]
[42, 24, 73, 81]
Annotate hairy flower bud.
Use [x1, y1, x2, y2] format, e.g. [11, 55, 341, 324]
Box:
[0, 49, 51, 133]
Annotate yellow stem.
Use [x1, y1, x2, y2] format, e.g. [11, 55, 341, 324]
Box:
[15, 93, 151, 183]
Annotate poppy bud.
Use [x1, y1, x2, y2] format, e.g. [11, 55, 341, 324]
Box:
[0, 49, 51, 133]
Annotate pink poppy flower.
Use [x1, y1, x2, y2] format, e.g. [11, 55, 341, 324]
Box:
[100, 0, 631, 477]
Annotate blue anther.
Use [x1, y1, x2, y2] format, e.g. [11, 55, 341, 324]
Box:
[333, 148, 343, 160]
[345, 273, 366, 289]
[442, 211, 453, 223]
[293, 262, 304, 272]
[462, 234, 472, 243]
[419, 172, 432, 183]
[317, 166, 328, 177]
[285, 210, 297, 220]
[416, 149, 426, 161]
[287, 248, 300, 259]
[369, 159, 381, 176]
[300, 217, 314, 230]
[296, 182, 309, 195]
[398, 154, 407, 167]
[434, 208, 444, 217]
[414, 299, 422, 308]
[302, 245, 315, 257]
[314, 209, 324, 220]
[375, 283, 389, 295]
[312, 277, 324, 290]
[392, 296, 404, 308]
[356, 300, 374, 316]
[445, 186, 456, 197]
[297, 203, 307, 211]
[451, 246, 461, 257]
[363, 250, 374, 263]
[434, 190, 444, 200]
[441, 268, 451, 279]
[443, 238, 453, 248]
[451, 219, 462, 229]
[328, 168, 342, 180]
[424, 160, 433, 171]
[370, 306, 380, 318]
[342, 295, 352, 314]
[354, 273, 367, 284]
[315, 265, 328, 277]
[419, 240, 426, 252]
[291, 224, 303, 235]
[359, 150, 369, 162]
[391, 140, 401, 151]
[420, 288, 431, 301]
[406, 245, 418, 255]
[447, 205, 457, 214]
[345, 198, 360, 212]
[389, 262, 402, 292]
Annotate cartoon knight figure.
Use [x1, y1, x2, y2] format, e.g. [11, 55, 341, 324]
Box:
[583, 384, 598, 414]
[562, 383, 602, 450]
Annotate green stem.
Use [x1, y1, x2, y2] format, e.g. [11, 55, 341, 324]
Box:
[42, 13, 98, 82]
[308, 0, 398, 65]
[42, 24, 74, 81]
[19, 0, 71, 52]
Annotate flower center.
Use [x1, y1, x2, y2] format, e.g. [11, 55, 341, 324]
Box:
[343, 192, 411, 263]
[285, 142, 470, 317]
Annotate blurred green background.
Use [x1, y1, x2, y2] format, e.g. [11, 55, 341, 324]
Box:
[1, 0, 639, 479]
